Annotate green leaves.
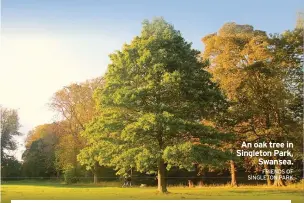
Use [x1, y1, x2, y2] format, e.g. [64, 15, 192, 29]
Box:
[79, 18, 228, 179]
[163, 142, 194, 170]
[0, 106, 21, 154]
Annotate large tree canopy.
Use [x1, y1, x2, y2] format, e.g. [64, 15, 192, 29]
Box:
[79, 18, 230, 192]
[202, 23, 303, 186]
[49, 77, 104, 183]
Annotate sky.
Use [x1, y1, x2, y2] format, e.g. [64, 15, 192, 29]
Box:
[1, 0, 303, 160]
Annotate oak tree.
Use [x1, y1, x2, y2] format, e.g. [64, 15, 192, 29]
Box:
[80, 18, 227, 192]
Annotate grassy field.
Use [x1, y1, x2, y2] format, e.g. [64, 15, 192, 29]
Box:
[1, 181, 303, 203]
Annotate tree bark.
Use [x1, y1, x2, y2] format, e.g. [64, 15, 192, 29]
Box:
[273, 164, 285, 186]
[198, 180, 204, 187]
[93, 172, 98, 184]
[188, 180, 194, 188]
[157, 158, 167, 193]
[264, 164, 272, 186]
[93, 162, 98, 184]
[197, 169, 205, 187]
[230, 160, 237, 187]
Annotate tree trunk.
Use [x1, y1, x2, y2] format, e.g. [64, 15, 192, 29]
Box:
[230, 160, 237, 187]
[264, 164, 272, 186]
[93, 172, 98, 184]
[93, 162, 98, 184]
[157, 158, 167, 193]
[188, 180, 194, 188]
[197, 170, 205, 187]
[273, 164, 285, 186]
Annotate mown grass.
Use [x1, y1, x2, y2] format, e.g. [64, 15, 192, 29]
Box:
[1, 181, 303, 203]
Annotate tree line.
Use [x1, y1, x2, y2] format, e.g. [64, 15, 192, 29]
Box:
[1, 18, 303, 193]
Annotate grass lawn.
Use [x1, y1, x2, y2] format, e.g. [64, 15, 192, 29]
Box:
[1, 181, 303, 203]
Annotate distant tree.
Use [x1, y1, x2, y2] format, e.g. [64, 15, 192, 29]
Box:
[268, 28, 303, 185]
[203, 23, 303, 186]
[50, 77, 104, 183]
[0, 106, 21, 163]
[1, 156, 22, 180]
[79, 18, 228, 192]
[22, 123, 59, 178]
[202, 23, 269, 186]
[50, 77, 104, 135]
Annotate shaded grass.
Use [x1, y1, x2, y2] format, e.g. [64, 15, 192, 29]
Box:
[1, 181, 304, 203]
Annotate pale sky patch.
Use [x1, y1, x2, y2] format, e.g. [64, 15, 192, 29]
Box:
[0, 31, 126, 160]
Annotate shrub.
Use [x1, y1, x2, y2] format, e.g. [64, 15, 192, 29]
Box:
[63, 164, 80, 184]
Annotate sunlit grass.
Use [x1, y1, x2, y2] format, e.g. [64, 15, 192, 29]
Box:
[1, 181, 303, 203]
